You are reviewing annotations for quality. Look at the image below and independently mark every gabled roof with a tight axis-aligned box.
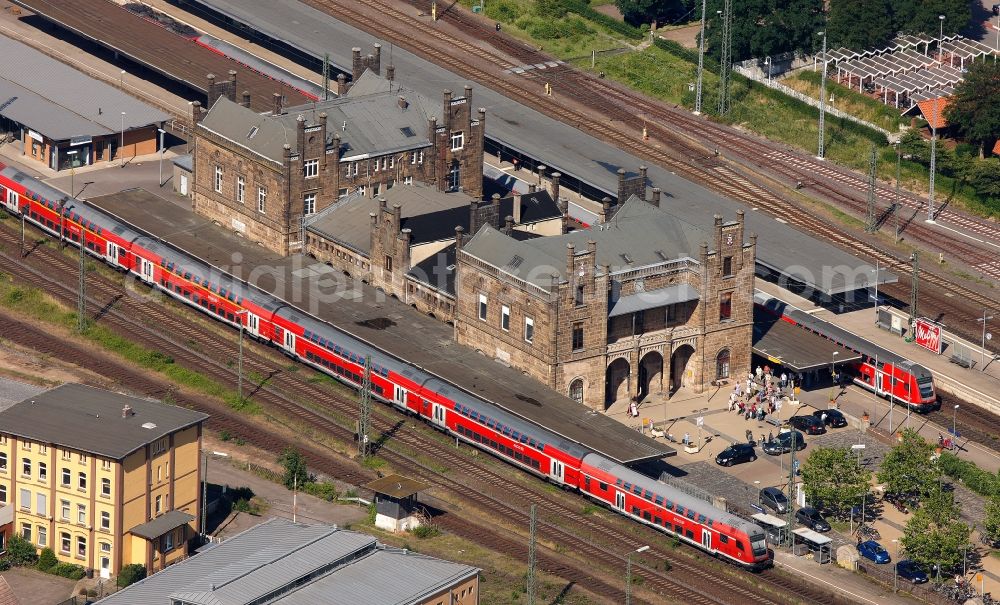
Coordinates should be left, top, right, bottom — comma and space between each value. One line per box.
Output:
198, 73, 434, 164
129, 510, 196, 540
461, 196, 716, 290
915, 97, 950, 129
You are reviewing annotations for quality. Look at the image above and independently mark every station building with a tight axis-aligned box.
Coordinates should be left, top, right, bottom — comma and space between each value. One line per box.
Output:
192, 59, 486, 256
0, 383, 207, 578
96, 518, 480, 605
455, 193, 756, 410
0, 36, 168, 172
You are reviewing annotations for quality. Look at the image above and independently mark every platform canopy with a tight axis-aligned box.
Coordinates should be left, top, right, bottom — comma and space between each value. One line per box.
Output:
752, 315, 860, 371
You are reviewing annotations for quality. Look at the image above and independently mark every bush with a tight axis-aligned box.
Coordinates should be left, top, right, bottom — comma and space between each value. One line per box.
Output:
485, 0, 521, 23
410, 524, 441, 539
4, 535, 38, 567
36, 548, 58, 572
117, 563, 147, 588
302, 481, 338, 502
938, 452, 1000, 496
50, 563, 86, 580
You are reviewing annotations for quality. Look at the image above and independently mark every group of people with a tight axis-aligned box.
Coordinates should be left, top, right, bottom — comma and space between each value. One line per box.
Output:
726, 365, 797, 445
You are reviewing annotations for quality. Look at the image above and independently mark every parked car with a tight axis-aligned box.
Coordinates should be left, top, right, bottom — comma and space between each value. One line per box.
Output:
789, 415, 826, 435
857, 540, 891, 564
762, 430, 807, 455
896, 560, 929, 584
795, 507, 831, 532
759, 486, 789, 514
812, 408, 848, 428
715, 443, 757, 466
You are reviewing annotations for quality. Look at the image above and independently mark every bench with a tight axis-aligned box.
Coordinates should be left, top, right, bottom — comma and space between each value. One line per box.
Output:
949, 354, 973, 369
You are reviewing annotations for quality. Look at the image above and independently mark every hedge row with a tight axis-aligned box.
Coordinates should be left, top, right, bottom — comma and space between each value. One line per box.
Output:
938, 452, 1000, 497
562, 0, 644, 40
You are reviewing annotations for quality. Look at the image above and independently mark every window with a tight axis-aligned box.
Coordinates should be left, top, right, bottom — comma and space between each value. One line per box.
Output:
62, 450, 71, 461
447, 163, 460, 191
19, 488, 30, 510
62, 468, 70, 486
404, 176, 413, 186
165, 531, 174, 552
501, 305, 510, 331
382, 157, 388, 170
417, 150, 424, 164
236, 175, 245, 204
79, 453, 86, 464
22, 458, 31, 478
37, 525, 46, 547
61, 532, 70, 554
569, 379, 584, 405
384, 255, 393, 272
214, 166, 222, 193
450, 131, 464, 150
722, 256, 733, 277
100, 542, 110, 553
101, 478, 111, 498
357, 184, 366, 197
38, 462, 47, 481
38, 445, 47, 455
78, 472, 87, 491
257, 186, 267, 213
157, 465, 162, 482
666, 303, 678, 324
0, 484, 6, 503
524, 317, 534, 343
572, 323, 584, 351
100, 511, 110, 531
304, 192, 316, 215
155, 494, 162, 515
21, 523, 30, 542
61, 500, 70, 520
77, 536, 86, 558
22, 441, 31, 451
719, 292, 732, 321
0, 451, 6, 471
410, 151, 417, 165
304, 159, 318, 178
478, 294, 487, 321
77, 503, 86, 525
373, 158, 379, 172
36, 492, 46, 515
716, 349, 731, 380
575, 284, 584, 306
102, 459, 111, 471
635, 310, 646, 333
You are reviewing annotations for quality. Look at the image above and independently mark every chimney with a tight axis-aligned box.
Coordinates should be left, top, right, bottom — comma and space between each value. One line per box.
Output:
386, 64, 395, 82
206, 73, 218, 107
464, 85, 473, 114
379, 196, 387, 215
336, 73, 348, 96
191, 100, 204, 123
651, 187, 661, 207
122, 404, 133, 418
428, 116, 438, 145
566, 242, 575, 279
491, 192, 501, 227
550, 172, 561, 205
372, 43, 382, 74
537, 164, 546, 186
560, 197, 569, 234
601, 197, 612, 223
351, 47, 363, 81
587, 241, 597, 283
241, 90, 251, 108
332, 132, 341, 164
639, 164, 648, 187
513, 190, 523, 224
401, 227, 412, 247
454, 225, 465, 250
319, 112, 328, 168
477, 107, 486, 131
469, 199, 479, 235
442, 90, 453, 129
616, 168, 626, 203
296, 114, 306, 151
398, 96, 408, 111
272, 92, 283, 116
528, 183, 537, 193
392, 203, 402, 231
737, 209, 745, 226
227, 69, 238, 102
504, 215, 514, 234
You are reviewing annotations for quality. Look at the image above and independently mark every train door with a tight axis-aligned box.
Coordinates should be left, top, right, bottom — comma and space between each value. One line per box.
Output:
550, 460, 565, 483
106, 243, 122, 266
615, 491, 626, 512
701, 529, 712, 551
431, 403, 446, 427
393, 385, 406, 407
4, 188, 17, 213
875, 364, 884, 395
283, 330, 296, 355
245, 313, 260, 338
138, 258, 154, 284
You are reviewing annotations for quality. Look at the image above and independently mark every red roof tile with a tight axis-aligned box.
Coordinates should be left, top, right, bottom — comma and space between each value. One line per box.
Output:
917, 97, 951, 130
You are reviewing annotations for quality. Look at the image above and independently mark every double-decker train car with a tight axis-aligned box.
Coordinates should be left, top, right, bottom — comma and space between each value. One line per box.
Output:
0, 160, 772, 570
754, 292, 938, 411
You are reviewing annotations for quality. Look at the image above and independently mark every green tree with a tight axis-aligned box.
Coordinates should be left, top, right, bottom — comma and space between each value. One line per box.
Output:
897, 0, 970, 38
901, 487, 971, 578
945, 61, 1000, 157
3, 535, 38, 567
705, 0, 825, 64
36, 548, 58, 572
117, 563, 147, 588
278, 447, 308, 490
985, 496, 1000, 546
876, 428, 938, 503
967, 158, 1000, 200
799, 447, 868, 518
616, 0, 689, 26
827, 0, 894, 50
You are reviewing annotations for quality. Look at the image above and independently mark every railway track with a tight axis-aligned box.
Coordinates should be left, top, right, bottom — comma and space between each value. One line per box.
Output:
0, 218, 856, 604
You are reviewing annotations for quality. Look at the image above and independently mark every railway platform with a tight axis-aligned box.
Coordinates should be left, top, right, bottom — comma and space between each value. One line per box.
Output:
79, 186, 674, 465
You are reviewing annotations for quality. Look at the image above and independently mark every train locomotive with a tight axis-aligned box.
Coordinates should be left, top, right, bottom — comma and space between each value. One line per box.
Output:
0, 161, 772, 570
754, 292, 938, 411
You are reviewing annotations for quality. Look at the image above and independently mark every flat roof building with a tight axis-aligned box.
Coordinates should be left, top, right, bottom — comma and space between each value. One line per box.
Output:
0, 36, 169, 171
0, 383, 208, 578
97, 518, 480, 605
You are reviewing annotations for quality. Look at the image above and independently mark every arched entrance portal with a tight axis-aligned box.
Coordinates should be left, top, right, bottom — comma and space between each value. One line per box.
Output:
605, 357, 631, 408
670, 344, 695, 394
637, 351, 664, 400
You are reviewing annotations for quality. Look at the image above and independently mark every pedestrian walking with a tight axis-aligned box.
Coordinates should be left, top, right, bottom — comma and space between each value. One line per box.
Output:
755, 366, 763, 380
768, 431, 774, 443
780, 372, 787, 389
745, 429, 753, 443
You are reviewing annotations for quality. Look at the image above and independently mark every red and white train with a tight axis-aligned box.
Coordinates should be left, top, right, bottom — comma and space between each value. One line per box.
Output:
0, 162, 772, 570
755, 292, 938, 411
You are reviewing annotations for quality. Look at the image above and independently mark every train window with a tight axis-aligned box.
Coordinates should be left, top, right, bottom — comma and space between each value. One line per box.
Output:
675, 506, 684, 516
655, 516, 662, 525
521, 435, 529, 444
616, 479, 622, 487
599, 482, 608, 491
685, 530, 694, 540
686, 510, 696, 520
736, 541, 745, 551
642, 511, 651, 521
514, 452, 523, 462
655, 496, 663, 505
631, 506, 639, 516
632, 486, 642, 496
623, 482, 631, 491
707, 519, 714, 527
698, 514, 706, 523
511, 430, 519, 440
720, 534, 729, 544
644, 490, 653, 500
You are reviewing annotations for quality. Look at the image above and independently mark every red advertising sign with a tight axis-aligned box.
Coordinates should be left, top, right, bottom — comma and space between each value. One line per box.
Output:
914, 318, 942, 354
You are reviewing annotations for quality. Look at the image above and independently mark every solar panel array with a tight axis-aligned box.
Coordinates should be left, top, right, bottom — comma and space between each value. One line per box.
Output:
816, 34, 997, 108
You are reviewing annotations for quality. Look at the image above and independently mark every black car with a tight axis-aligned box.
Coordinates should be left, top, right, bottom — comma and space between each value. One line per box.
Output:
759, 486, 789, 514
795, 506, 831, 532
762, 430, 807, 455
789, 415, 826, 435
896, 560, 929, 584
715, 443, 757, 466
812, 408, 848, 428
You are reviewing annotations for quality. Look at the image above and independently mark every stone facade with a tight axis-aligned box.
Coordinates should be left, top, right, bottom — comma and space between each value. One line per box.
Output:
454, 197, 755, 411
192, 64, 485, 256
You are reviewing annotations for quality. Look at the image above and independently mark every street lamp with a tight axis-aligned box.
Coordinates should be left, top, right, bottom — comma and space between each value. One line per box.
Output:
157, 128, 166, 187
977, 311, 993, 371
65, 149, 79, 197
625, 545, 649, 605
953, 404, 959, 440
938, 15, 946, 63
694, 0, 707, 114
892, 539, 899, 591
119, 69, 125, 88
928, 95, 939, 222
817, 30, 828, 160
120, 112, 126, 168
236, 309, 248, 405
764, 56, 772, 85
828, 351, 839, 405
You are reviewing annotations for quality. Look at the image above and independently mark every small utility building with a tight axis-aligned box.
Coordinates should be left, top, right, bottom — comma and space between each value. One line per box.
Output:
0, 37, 168, 171
365, 474, 428, 533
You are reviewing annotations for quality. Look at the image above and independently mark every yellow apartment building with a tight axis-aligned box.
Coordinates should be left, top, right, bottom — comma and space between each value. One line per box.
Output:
0, 383, 207, 578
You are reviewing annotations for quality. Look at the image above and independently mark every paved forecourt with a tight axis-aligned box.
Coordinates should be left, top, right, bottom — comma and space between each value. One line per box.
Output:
86, 188, 673, 465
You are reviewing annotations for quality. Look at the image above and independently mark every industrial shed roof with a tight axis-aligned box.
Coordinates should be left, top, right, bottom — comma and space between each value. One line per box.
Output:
0, 36, 168, 140
97, 518, 478, 605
